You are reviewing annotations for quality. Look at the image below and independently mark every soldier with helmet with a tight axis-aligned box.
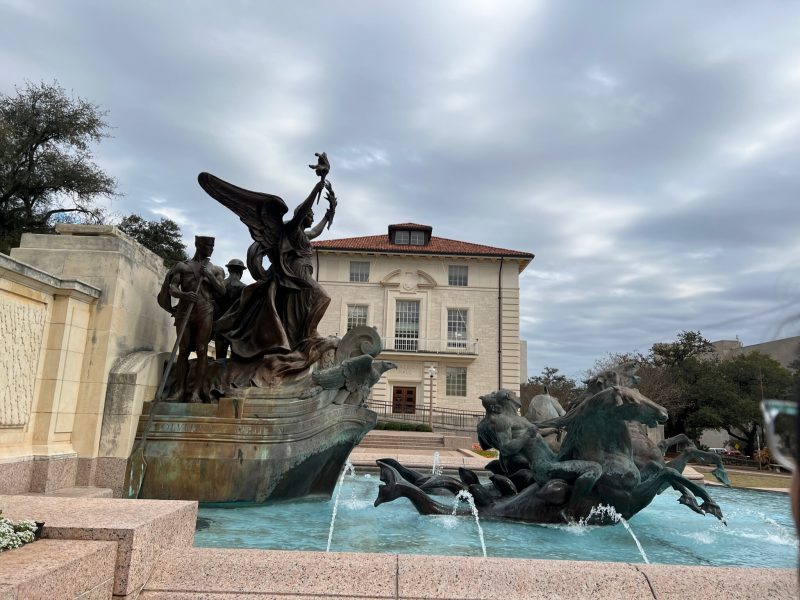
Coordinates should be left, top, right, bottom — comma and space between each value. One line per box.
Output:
214, 258, 247, 359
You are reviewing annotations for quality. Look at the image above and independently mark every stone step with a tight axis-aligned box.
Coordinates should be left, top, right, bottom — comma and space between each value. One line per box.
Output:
681, 466, 706, 485
358, 431, 449, 449
0, 539, 116, 600
360, 435, 444, 442
363, 431, 445, 440
358, 439, 445, 447
21, 486, 114, 498
0, 493, 197, 597
359, 444, 445, 451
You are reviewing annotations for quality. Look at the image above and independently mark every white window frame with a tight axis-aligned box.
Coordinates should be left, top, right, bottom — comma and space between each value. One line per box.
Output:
349, 261, 370, 282
409, 230, 425, 245
446, 366, 467, 396
394, 230, 410, 245
448, 265, 468, 286
347, 304, 368, 331
447, 308, 468, 349
394, 299, 420, 351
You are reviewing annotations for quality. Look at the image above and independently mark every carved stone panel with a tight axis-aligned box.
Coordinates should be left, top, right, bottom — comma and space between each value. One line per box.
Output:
0, 292, 46, 427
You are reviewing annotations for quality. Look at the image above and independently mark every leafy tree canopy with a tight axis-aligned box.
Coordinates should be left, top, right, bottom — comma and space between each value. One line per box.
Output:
117, 214, 188, 268
0, 81, 118, 253
587, 350, 690, 418
556, 329, 796, 456
651, 330, 714, 368
685, 351, 793, 453
520, 367, 580, 414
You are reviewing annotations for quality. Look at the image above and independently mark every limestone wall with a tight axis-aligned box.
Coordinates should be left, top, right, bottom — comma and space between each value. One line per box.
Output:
0, 253, 101, 492
0, 225, 174, 494
0, 291, 46, 427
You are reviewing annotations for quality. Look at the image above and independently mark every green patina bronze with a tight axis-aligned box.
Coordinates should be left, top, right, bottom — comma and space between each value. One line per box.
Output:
375, 365, 730, 525
125, 154, 394, 504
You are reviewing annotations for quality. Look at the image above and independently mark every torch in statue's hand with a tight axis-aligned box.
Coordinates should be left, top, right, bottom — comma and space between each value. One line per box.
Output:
309, 152, 330, 204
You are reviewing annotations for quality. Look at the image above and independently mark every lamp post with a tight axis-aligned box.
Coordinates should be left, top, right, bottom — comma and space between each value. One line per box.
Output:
426, 366, 436, 432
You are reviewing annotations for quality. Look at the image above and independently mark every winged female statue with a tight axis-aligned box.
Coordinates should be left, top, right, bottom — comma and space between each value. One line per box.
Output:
197, 153, 337, 367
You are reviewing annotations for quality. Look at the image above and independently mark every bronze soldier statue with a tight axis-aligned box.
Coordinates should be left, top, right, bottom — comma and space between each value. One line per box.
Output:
214, 258, 247, 359
158, 235, 225, 402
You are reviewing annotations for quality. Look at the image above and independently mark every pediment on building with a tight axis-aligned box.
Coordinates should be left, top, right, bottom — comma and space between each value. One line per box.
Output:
380, 268, 437, 292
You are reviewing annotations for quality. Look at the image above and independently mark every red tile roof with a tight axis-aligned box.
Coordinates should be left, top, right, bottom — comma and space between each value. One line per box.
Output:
388, 222, 431, 229
312, 231, 534, 260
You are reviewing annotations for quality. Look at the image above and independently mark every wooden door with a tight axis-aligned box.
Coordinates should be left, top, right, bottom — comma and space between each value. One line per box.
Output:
392, 386, 416, 414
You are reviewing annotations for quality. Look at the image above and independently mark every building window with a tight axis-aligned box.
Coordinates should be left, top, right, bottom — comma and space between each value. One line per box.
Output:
448, 265, 468, 286
347, 305, 368, 331
394, 229, 425, 245
446, 367, 467, 396
394, 300, 419, 351
447, 309, 467, 348
349, 261, 370, 282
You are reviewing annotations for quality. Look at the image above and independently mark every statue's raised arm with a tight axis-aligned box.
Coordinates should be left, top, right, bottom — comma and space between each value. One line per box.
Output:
196, 154, 334, 362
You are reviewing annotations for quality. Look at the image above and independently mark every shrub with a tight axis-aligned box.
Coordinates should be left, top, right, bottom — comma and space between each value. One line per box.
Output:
0, 511, 38, 552
374, 421, 432, 432
753, 447, 774, 467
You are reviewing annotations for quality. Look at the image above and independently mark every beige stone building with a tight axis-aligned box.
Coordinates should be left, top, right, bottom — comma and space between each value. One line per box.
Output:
312, 223, 534, 413
712, 336, 800, 370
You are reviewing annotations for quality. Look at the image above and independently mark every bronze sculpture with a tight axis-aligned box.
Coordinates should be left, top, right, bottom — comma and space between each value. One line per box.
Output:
197, 154, 337, 380
127, 154, 394, 503
213, 259, 247, 359
375, 375, 728, 525
157, 235, 225, 403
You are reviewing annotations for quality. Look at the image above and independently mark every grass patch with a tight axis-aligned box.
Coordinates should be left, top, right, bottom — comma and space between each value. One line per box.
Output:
704, 471, 791, 489
470, 444, 498, 458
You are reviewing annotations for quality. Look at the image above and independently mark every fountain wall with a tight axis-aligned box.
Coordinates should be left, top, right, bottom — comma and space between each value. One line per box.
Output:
0, 225, 174, 495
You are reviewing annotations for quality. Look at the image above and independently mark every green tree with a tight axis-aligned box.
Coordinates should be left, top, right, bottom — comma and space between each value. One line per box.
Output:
686, 352, 793, 455
649, 331, 715, 437
651, 330, 714, 368
520, 367, 580, 415
0, 81, 117, 253
789, 342, 800, 400
586, 351, 689, 419
117, 214, 188, 268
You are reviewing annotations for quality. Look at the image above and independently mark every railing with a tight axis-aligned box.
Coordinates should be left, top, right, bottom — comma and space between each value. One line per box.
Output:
381, 337, 478, 355
366, 399, 484, 431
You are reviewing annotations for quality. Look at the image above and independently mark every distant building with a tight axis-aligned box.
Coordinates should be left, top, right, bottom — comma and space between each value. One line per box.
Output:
312, 223, 534, 412
711, 336, 800, 370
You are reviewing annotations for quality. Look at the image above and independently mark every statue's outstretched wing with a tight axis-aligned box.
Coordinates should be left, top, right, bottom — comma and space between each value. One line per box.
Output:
312, 362, 347, 390
342, 354, 374, 392
198, 172, 288, 250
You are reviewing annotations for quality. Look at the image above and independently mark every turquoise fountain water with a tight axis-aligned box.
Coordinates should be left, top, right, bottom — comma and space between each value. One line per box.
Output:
325, 459, 355, 552
451, 489, 487, 558
195, 474, 797, 568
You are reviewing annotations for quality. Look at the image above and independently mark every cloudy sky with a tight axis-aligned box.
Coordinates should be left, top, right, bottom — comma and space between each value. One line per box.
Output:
2, 1, 799, 379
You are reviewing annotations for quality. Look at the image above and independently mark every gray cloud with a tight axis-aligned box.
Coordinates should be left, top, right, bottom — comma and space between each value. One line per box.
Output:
2, 0, 799, 379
